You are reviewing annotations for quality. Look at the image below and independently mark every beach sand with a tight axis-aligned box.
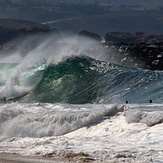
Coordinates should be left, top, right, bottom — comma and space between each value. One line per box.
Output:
0, 153, 67, 163
0, 152, 97, 163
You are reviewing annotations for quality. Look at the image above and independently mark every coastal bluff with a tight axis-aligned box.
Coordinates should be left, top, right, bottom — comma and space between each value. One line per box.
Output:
0, 19, 58, 44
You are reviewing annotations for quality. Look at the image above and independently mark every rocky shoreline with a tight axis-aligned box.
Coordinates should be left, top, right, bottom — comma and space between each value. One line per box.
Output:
105, 41, 163, 70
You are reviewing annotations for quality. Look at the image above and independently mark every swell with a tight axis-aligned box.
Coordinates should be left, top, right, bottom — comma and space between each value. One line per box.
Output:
1, 56, 163, 104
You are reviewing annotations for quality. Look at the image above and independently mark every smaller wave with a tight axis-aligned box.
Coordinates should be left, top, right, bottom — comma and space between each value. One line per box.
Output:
0, 103, 123, 139
1, 103, 163, 140
125, 105, 163, 126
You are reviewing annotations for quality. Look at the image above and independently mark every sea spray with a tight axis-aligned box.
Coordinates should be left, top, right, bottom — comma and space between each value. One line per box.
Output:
0, 34, 111, 101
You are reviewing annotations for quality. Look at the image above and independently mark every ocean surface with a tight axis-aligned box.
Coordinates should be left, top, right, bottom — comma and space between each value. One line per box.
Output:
0, 35, 163, 162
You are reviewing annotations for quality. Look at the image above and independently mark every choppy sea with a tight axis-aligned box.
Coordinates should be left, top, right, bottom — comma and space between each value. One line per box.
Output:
0, 35, 163, 162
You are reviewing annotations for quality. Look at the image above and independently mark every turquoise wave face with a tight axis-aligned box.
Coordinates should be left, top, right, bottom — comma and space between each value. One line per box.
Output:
1, 56, 163, 104
20, 56, 103, 103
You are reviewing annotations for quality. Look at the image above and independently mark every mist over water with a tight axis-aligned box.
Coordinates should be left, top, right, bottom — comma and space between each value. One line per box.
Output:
0, 33, 132, 66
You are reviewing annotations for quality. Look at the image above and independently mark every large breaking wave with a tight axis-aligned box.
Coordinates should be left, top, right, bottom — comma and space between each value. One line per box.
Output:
0, 55, 163, 103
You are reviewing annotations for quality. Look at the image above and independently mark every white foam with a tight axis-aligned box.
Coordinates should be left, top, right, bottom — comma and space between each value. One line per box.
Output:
0, 103, 163, 162
0, 103, 120, 139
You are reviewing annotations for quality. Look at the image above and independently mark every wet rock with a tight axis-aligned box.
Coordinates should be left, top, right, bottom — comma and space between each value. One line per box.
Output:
104, 33, 163, 70
78, 30, 102, 41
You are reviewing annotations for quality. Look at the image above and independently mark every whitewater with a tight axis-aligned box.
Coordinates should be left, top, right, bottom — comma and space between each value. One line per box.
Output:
0, 34, 163, 162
